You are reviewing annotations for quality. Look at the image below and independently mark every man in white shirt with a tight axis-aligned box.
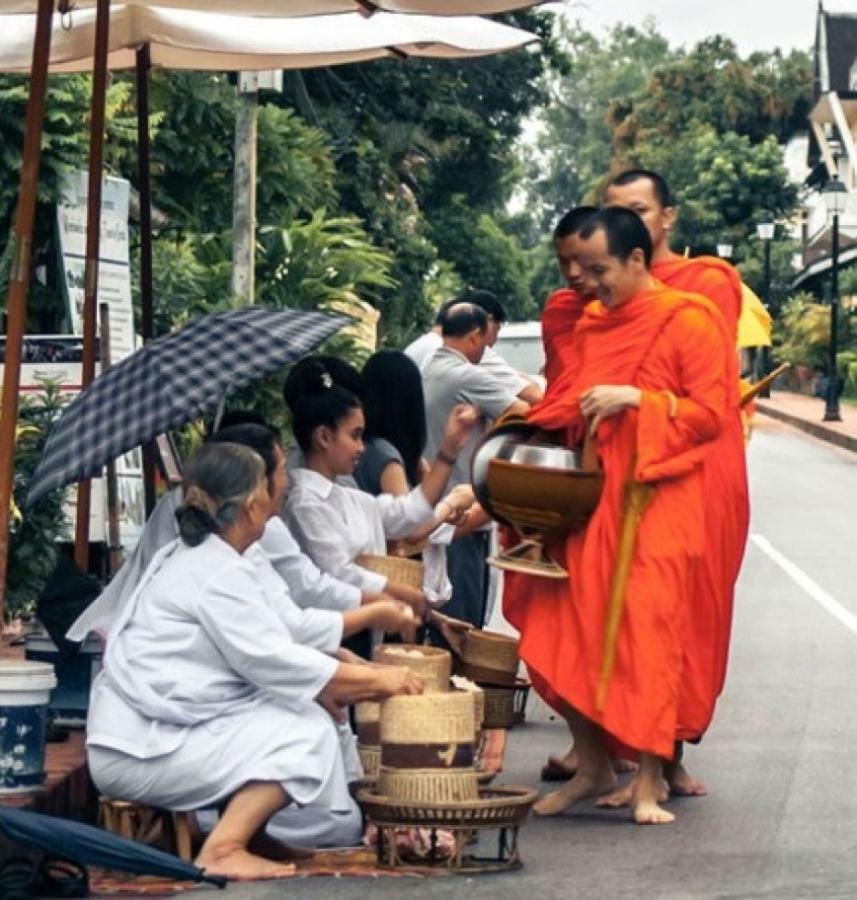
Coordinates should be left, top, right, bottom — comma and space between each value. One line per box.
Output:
405, 290, 543, 405
422, 304, 530, 632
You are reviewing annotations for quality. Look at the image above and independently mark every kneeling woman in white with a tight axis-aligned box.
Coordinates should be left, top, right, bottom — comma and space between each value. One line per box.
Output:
87, 442, 421, 881
284, 358, 476, 608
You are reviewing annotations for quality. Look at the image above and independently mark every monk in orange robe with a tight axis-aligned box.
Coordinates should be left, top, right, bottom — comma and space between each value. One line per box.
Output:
542, 205, 598, 386
603, 170, 750, 797
507, 208, 733, 824
506, 205, 606, 782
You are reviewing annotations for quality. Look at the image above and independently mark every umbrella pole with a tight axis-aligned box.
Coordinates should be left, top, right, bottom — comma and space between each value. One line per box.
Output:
135, 43, 157, 517
74, 0, 111, 572
99, 304, 123, 577
0, 0, 56, 622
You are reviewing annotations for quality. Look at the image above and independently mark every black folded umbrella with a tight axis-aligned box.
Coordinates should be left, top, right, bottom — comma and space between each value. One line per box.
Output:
27, 306, 348, 505
0, 808, 226, 888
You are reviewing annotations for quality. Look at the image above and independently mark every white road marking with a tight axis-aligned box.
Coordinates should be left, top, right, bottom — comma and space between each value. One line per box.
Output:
750, 533, 857, 636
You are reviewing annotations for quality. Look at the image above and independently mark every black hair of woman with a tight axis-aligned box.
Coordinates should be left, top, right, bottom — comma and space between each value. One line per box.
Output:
286, 357, 362, 453
361, 350, 426, 488
283, 354, 364, 415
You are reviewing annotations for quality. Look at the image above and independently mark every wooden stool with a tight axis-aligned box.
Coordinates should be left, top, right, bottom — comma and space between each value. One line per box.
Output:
98, 796, 197, 862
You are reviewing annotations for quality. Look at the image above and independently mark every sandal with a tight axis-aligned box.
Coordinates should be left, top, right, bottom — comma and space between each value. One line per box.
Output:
36, 858, 88, 899
0, 857, 38, 900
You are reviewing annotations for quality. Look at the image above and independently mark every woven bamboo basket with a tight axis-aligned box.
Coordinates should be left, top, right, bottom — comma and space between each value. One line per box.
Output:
460, 630, 520, 686
378, 692, 478, 803
373, 644, 451, 693
356, 554, 424, 590
355, 701, 381, 779
481, 684, 517, 730
451, 675, 485, 744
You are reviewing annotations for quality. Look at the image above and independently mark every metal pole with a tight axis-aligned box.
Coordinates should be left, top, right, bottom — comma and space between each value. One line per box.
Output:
232, 83, 258, 306
759, 239, 773, 398
0, 0, 56, 621
135, 43, 157, 517
824, 211, 843, 422
74, 0, 111, 572
99, 304, 123, 577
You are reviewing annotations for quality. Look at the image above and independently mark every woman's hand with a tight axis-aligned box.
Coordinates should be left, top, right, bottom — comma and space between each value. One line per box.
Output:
579, 385, 641, 436
371, 600, 419, 642
386, 582, 427, 619
374, 665, 424, 698
445, 484, 475, 512
440, 404, 480, 458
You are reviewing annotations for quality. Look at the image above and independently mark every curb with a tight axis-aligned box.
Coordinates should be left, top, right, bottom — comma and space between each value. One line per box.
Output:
755, 400, 857, 454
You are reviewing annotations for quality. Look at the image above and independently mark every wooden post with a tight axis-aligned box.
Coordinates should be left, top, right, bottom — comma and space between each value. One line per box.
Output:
73, 0, 111, 572
0, 0, 56, 621
99, 304, 123, 577
231, 78, 258, 306
135, 43, 157, 517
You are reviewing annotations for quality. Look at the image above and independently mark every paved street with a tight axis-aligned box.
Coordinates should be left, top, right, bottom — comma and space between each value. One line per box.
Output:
201, 418, 857, 899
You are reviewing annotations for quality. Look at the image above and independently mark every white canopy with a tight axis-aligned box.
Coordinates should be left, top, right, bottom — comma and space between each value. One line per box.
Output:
0, 4, 539, 72
0, 1, 544, 15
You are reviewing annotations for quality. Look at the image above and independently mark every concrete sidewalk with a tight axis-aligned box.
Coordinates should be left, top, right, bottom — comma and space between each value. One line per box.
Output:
754, 391, 857, 453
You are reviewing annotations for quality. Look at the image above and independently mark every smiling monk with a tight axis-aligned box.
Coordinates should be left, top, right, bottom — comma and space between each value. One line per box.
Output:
510, 208, 733, 824
603, 171, 750, 798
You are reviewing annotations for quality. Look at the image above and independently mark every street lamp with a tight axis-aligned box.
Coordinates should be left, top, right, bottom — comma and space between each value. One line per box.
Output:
821, 174, 848, 422
717, 241, 734, 260
756, 219, 776, 396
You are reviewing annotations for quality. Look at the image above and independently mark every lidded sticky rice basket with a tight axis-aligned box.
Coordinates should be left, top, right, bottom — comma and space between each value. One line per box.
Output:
355, 701, 381, 779
373, 644, 452, 694
451, 675, 485, 744
378, 691, 478, 804
355, 554, 424, 591
460, 630, 520, 686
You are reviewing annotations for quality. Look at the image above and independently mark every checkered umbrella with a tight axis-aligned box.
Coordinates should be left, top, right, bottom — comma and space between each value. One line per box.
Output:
26, 306, 347, 505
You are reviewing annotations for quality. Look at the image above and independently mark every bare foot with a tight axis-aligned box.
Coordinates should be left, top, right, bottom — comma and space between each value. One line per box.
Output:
595, 776, 668, 809
631, 776, 675, 825
533, 765, 617, 816
668, 761, 708, 797
195, 842, 297, 881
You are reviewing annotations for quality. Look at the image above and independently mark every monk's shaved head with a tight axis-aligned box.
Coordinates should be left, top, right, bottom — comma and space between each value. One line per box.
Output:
606, 169, 672, 209
553, 205, 598, 240
579, 207, 653, 267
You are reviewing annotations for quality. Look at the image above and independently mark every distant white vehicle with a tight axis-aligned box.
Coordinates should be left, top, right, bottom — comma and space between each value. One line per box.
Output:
493, 321, 544, 378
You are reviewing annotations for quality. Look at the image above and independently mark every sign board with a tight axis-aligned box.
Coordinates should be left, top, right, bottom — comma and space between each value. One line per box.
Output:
56, 171, 136, 364
54, 174, 145, 553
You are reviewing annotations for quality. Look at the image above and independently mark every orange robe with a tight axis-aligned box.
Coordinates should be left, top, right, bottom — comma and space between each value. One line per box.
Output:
500, 289, 587, 685
653, 256, 749, 738
541, 288, 586, 386
504, 285, 732, 758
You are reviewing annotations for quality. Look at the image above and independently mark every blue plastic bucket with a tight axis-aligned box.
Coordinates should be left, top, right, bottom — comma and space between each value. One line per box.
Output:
0, 660, 57, 794
25, 631, 103, 726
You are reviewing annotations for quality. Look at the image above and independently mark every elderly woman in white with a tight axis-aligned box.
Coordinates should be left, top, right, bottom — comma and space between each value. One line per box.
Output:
87, 442, 421, 881
284, 358, 476, 609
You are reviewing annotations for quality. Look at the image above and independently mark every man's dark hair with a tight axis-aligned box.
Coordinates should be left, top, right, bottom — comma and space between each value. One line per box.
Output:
607, 169, 672, 209
457, 289, 506, 325
441, 302, 488, 338
579, 207, 653, 267
209, 423, 282, 481
553, 205, 598, 240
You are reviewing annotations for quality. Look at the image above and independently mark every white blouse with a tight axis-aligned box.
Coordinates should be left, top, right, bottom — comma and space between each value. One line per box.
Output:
284, 468, 434, 593
87, 535, 339, 761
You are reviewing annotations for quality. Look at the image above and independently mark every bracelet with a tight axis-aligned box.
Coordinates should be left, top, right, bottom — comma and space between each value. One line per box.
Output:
437, 448, 457, 466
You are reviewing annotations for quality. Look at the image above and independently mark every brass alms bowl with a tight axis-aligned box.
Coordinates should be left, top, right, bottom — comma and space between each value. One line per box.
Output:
471, 419, 604, 578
